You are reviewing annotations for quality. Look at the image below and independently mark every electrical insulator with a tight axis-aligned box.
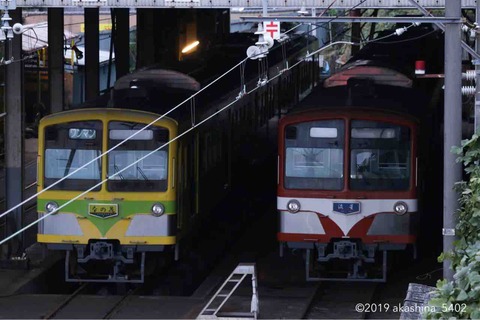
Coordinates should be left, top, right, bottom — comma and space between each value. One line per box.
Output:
461, 86, 476, 96
462, 70, 476, 82
394, 27, 407, 36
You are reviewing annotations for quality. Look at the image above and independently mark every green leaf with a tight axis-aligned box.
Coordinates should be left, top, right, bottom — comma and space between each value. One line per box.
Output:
471, 309, 480, 319
452, 146, 463, 155
457, 290, 468, 301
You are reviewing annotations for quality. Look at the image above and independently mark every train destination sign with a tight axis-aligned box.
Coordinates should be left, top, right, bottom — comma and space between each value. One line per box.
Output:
333, 202, 361, 215
89, 204, 119, 219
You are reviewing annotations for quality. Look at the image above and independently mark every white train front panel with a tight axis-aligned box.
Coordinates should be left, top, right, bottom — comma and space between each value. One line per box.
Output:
277, 196, 418, 244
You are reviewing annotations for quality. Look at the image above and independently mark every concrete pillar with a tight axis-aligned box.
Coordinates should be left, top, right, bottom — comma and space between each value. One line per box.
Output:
350, 9, 361, 55
84, 8, 99, 101
136, 9, 155, 69
48, 8, 64, 113
113, 8, 130, 79
443, 0, 462, 281
5, 8, 24, 255
196, 9, 230, 46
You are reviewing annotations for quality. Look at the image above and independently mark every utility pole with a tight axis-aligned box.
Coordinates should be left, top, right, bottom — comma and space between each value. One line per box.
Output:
475, 0, 480, 130
4, 7, 23, 257
443, 0, 462, 281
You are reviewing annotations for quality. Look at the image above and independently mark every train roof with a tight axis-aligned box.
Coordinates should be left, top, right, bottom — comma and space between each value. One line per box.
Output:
114, 69, 201, 92
284, 105, 417, 121
323, 60, 413, 88
313, 22, 442, 121
286, 83, 423, 122
40, 108, 178, 126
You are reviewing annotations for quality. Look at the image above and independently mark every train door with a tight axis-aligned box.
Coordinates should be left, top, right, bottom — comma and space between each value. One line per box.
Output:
194, 132, 200, 215
225, 110, 232, 190
176, 144, 186, 232
187, 137, 197, 219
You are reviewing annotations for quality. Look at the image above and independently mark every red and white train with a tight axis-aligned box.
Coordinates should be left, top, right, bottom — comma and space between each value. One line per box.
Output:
277, 104, 418, 281
275, 21, 446, 281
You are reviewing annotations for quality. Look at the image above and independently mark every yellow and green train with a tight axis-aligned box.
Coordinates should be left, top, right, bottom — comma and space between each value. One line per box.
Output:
38, 109, 178, 282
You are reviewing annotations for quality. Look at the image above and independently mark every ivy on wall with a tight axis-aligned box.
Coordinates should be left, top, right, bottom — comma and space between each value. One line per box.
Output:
426, 135, 480, 319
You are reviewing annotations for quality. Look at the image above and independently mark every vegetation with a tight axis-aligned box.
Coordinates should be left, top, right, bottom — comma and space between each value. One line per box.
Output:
426, 135, 480, 319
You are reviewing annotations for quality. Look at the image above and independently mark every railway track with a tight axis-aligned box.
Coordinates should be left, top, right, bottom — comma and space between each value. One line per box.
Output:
43, 283, 143, 319
43, 283, 89, 319
299, 253, 434, 320
302, 282, 379, 319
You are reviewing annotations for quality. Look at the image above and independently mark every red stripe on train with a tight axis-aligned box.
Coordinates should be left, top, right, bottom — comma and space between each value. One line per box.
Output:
277, 233, 416, 244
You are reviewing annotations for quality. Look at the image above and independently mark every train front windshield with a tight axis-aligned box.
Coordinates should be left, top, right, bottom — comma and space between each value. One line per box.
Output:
349, 120, 410, 191
107, 121, 169, 192
283, 119, 411, 191
284, 120, 345, 190
44, 121, 102, 191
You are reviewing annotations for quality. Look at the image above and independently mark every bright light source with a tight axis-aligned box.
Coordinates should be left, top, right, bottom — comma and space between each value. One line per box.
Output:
181, 40, 200, 54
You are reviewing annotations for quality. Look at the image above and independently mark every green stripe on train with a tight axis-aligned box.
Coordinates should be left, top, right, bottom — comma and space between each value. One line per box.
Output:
38, 199, 176, 236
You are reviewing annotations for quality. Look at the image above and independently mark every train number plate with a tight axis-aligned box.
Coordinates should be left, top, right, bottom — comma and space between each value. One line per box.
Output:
333, 202, 361, 215
88, 204, 119, 219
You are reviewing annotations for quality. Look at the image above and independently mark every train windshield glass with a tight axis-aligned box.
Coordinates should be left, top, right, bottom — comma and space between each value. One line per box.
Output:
284, 120, 344, 190
350, 120, 411, 191
107, 122, 169, 192
44, 121, 102, 191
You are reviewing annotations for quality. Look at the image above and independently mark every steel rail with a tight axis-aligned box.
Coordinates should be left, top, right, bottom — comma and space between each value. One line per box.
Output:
103, 286, 143, 319
43, 283, 89, 319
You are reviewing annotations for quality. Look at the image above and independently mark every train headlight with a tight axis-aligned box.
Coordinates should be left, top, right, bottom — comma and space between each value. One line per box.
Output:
151, 203, 165, 217
287, 200, 301, 213
393, 201, 408, 215
45, 201, 59, 214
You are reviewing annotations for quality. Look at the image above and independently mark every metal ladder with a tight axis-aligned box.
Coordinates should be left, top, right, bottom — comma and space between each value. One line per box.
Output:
197, 263, 259, 319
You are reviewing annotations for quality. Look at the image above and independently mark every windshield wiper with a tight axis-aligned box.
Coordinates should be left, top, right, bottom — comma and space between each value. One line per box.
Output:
114, 165, 125, 180
64, 149, 76, 177
137, 167, 149, 181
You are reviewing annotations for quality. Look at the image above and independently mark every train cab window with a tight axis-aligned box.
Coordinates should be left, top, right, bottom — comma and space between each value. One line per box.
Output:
107, 121, 169, 192
349, 120, 411, 191
44, 121, 102, 191
284, 120, 344, 190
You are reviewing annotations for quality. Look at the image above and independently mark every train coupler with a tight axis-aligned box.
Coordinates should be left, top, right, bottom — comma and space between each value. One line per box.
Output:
306, 242, 387, 282
65, 248, 145, 283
